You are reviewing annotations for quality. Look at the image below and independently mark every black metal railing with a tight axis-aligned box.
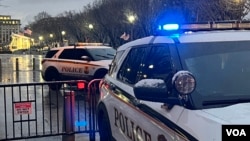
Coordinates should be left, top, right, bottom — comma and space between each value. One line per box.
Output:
0, 80, 101, 141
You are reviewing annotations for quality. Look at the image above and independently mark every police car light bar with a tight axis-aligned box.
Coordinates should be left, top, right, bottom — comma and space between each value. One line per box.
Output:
180, 21, 250, 31
75, 42, 104, 46
159, 21, 250, 32
161, 24, 179, 30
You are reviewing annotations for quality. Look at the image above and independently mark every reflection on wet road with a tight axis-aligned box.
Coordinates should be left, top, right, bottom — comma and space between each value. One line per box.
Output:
0, 54, 44, 84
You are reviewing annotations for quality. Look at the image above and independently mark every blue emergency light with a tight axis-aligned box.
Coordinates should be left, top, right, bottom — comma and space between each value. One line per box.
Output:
156, 23, 181, 36
161, 24, 179, 31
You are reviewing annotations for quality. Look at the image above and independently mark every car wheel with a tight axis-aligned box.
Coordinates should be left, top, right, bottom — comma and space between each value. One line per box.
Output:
97, 104, 112, 141
45, 69, 62, 91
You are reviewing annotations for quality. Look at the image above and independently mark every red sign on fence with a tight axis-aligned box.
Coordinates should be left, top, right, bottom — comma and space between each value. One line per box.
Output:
14, 102, 32, 115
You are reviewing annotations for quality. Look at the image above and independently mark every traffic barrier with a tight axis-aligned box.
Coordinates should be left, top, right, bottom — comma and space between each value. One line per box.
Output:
87, 79, 102, 141
0, 58, 1, 67
0, 80, 100, 141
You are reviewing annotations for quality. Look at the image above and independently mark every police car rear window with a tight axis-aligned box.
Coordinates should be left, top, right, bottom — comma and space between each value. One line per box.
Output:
45, 50, 58, 58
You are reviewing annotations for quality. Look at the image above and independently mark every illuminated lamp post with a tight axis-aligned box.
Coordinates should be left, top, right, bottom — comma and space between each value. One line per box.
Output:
49, 33, 53, 48
61, 31, 66, 40
88, 24, 93, 30
38, 36, 43, 52
61, 31, 66, 46
49, 33, 53, 38
128, 15, 135, 40
38, 36, 43, 45
87, 24, 94, 42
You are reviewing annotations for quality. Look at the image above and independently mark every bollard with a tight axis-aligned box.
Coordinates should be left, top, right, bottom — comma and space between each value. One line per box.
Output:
0, 59, 2, 79
33, 58, 35, 71
0, 59, 2, 73
62, 90, 75, 141
16, 58, 19, 71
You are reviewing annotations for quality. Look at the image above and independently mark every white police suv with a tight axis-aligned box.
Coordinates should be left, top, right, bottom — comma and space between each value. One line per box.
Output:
97, 21, 250, 141
41, 43, 116, 90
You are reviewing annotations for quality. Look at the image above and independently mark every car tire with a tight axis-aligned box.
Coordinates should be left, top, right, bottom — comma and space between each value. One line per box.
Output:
45, 68, 62, 91
97, 104, 112, 141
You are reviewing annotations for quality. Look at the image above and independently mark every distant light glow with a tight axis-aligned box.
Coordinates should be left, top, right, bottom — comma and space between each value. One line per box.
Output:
148, 65, 154, 69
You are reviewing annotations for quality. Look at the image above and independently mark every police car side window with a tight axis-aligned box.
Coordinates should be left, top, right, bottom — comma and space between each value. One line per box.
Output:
108, 51, 124, 75
74, 49, 91, 60
58, 49, 90, 60
58, 49, 76, 59
143, 45, 172, 80
45, 50, 58, 58
118, 46, 150, 84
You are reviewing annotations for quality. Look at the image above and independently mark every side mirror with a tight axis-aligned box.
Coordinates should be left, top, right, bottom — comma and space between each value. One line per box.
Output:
133, 79, 171, 103
133, 71, 196, 104
81, 56, 91, 62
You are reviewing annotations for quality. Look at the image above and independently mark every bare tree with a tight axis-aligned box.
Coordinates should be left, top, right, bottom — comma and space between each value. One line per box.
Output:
27, 0, 250, 47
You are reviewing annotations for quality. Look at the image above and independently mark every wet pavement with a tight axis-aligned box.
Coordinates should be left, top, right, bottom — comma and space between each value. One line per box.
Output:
0, 54, 44, 84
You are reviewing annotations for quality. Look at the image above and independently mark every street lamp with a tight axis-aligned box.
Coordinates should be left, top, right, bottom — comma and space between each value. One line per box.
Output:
61, 31, 66, 46
49, 33, 53, 38
38, 36, 44, 51
87, 24, 94, 42
61, 31, 66, 36
88, 24, 93, 29
127, 15, 136, 40
49, 34, 53, 48
39, 36, 43, 45
128, 15, 135, 24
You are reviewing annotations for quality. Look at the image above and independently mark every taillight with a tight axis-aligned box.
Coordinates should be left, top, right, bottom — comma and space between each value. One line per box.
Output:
77, 81, 85, 89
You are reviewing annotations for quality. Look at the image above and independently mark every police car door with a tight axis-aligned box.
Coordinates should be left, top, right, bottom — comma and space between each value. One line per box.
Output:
59, 48, 80, 78
73, 48, 92, 79
107, 45, 190, 141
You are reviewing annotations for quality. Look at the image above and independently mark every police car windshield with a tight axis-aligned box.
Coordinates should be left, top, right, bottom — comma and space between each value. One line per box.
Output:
86, 47, 116, 61
178, 41, 250, 108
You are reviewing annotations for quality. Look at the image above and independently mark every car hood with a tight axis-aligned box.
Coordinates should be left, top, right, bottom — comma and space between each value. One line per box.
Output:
202, 103, 250, 124
177, 103, 250, 141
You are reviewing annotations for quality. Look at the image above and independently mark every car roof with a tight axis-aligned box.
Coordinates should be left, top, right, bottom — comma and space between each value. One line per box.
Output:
117, 30, 250, 51
50, 45, 113, 51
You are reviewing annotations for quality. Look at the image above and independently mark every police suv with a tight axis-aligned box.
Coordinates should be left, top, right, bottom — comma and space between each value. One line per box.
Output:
97, 21, 250, 141
41, 43, 116, 90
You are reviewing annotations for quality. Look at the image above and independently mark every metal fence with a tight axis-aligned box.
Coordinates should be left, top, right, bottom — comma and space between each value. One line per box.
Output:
0, 79, 101, 141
